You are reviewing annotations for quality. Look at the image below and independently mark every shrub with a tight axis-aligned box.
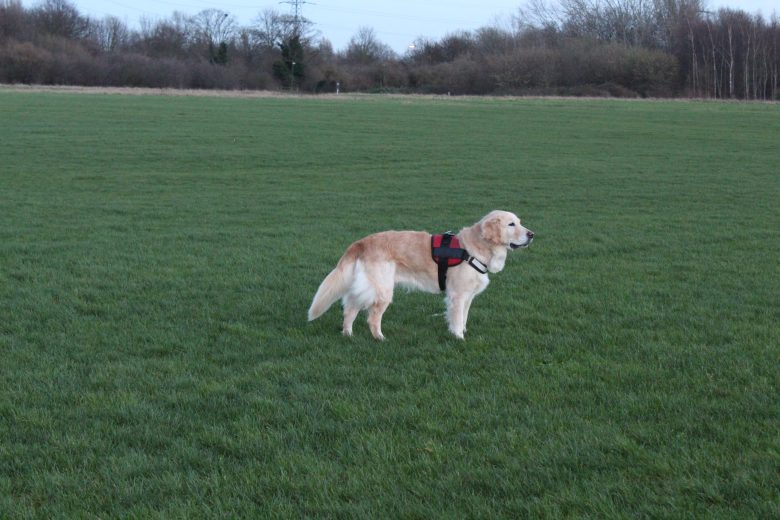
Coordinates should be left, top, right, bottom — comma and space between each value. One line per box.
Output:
0, 40, 52, 83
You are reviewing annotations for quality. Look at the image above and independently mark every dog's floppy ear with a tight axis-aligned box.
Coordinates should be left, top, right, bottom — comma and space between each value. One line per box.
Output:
480, 215, 503, 245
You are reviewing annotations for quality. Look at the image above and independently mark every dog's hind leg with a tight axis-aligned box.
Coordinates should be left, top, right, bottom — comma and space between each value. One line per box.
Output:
365, 262, 394, 340
342, 302, 360, 337
367, 299, 391, 340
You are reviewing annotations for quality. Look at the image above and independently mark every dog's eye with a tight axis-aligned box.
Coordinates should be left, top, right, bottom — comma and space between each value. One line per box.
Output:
508, 222, 516, 227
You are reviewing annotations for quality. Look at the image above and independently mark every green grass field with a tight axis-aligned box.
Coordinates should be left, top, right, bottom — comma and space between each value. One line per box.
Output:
1, 89, 779, 518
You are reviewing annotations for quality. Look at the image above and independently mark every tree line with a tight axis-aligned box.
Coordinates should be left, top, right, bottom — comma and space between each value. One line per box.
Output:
1, 0, 778, 99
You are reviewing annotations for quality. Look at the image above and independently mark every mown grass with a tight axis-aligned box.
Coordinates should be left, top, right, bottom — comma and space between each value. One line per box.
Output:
1, 90, 779, 518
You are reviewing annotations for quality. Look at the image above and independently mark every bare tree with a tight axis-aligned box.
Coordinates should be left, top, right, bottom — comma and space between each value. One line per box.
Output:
189, 9, 237, 48
727, 18, 735, 97
772, 15, 779, 99
516, 0, 565, 31
1, 0, 33, 41
345, 26, 395, 64
252, 9, 287, 49
476, 27, 514, 55
136, 13, 190, 59
32, 0, 88, 39
743, 15, 752, 98
705, 16, 719, 97
89, 16, 128, 53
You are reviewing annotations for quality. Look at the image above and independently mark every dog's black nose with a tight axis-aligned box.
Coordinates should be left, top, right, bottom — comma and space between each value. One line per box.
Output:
527, 231, 534, 239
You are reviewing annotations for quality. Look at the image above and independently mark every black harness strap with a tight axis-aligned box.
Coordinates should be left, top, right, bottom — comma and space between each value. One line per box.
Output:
435, 233, 455, 291
432, 232, 486, 291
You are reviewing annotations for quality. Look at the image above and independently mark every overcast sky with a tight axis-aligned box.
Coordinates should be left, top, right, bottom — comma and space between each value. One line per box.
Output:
22, 0, 780, 54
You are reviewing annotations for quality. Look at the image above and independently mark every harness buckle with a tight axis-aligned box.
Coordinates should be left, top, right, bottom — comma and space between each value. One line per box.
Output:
468, 256, 488, 274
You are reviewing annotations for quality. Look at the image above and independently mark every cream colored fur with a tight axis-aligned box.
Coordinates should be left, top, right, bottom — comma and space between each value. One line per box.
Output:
308, 210, 534, 340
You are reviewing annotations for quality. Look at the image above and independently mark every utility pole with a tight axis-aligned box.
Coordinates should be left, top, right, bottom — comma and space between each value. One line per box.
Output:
279, 0, 313, 35
279, 0, 313, 91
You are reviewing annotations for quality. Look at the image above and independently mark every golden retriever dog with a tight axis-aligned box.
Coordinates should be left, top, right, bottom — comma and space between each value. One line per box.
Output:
308, 210, 534, 340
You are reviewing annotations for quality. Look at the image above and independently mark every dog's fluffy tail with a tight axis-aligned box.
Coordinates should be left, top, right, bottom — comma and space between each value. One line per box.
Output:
308, 244, 360, 321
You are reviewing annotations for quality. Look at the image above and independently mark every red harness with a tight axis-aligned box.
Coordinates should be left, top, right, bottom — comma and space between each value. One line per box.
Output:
431, 232, 488, 291
431, 233, 467, 267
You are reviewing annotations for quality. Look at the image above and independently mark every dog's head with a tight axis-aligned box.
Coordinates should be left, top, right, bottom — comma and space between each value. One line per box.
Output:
479, 210, 534, 250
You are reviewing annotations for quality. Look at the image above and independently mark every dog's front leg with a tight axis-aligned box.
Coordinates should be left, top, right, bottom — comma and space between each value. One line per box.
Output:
460, 293, 478, 335
446, 294, 467, 339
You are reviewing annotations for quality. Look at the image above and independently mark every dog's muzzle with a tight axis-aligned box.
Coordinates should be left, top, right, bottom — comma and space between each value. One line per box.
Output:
510, 231, 534, 249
